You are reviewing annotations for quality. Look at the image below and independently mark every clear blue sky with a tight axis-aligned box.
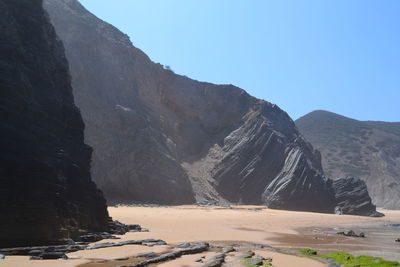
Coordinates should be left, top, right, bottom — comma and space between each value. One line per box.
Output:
79, 0, 400, 122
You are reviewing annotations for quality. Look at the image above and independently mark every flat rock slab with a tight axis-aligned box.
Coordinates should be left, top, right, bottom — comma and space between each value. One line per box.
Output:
233, 243, 272, 249
134, 252, 181, 266
90, 239, 167, 249
121, 242, 210, 267
222, 246, 235, 253
133, 252, 157, 258
236, 250, 255, 259
247, 255, 270, 266
179, 243, 210, 255
200, 253, 225, 267
118, 240, 143, 246
176, 242, 191, 248
0, 244, 88, 259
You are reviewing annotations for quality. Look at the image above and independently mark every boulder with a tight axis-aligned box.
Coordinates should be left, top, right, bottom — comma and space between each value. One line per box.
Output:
337, 230, 366, 238
40, 252, 67, 260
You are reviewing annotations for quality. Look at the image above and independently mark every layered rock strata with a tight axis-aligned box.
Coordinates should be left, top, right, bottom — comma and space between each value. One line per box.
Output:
0, 0, 110, 247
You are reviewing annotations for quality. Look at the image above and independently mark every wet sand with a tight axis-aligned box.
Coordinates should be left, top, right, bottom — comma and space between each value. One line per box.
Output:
1, 206, 399, 267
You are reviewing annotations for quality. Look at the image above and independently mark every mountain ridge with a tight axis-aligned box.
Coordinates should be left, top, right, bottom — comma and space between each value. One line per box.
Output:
44, 0, 380, 216
296, 110, 400, 209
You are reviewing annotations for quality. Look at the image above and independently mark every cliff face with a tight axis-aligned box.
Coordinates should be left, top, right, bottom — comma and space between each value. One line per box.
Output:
44, 0, 380, 216
0, 0, 109, 247
333, 177, 378, 216
296, 110, 400, 209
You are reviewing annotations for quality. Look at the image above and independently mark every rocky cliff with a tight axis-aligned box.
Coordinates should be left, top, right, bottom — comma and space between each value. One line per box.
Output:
44, 0, 380, 216
0, 0, 110, 247
296, 110, 400, 209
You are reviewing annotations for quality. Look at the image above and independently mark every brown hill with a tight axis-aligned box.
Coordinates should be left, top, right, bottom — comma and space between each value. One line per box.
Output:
296, 110, 400, 209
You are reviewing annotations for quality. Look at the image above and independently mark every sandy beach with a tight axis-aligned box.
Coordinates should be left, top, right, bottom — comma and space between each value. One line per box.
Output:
1, 205, 400, 267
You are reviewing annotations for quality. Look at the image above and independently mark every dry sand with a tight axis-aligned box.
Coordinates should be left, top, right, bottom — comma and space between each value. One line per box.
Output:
1, 205, 399, 267
107, 205, 398, 243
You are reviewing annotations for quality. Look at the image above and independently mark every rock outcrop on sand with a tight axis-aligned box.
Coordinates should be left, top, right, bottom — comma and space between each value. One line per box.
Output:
333, 177, 379, 216
0, 0, 110, 247
44, 0, 380, 216
296, 110, 400, 209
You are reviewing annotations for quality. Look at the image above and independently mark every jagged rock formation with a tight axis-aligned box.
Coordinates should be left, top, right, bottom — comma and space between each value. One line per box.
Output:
44, 0, 380, 216
296, 110, 400, 209
0, 0, 110, 247
333, 177, 378, 216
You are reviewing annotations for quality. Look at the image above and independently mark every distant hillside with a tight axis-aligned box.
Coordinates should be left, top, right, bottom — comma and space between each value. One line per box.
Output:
296, 110, 400, 209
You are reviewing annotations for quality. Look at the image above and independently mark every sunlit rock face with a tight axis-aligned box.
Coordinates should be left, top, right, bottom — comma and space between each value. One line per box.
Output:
44, 0, 380, 216
0, 0, 110, 247
333, 177, 382, 217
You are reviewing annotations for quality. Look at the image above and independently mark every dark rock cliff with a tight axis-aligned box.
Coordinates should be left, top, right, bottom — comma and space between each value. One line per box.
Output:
44, 0, 380, 216
333, 177, 380, 216
296, 110, 400, 209
0, 0, 110, 247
